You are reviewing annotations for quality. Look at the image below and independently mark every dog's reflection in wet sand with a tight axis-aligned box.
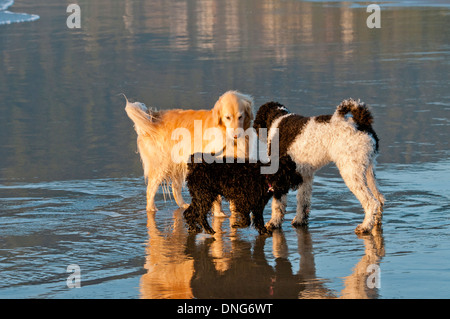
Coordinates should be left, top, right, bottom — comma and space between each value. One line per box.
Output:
140, 208, 384, 299
140, 209, 194, 299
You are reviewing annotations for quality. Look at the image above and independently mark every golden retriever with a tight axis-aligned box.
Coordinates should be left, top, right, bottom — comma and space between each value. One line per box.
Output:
125, 90, 254, 213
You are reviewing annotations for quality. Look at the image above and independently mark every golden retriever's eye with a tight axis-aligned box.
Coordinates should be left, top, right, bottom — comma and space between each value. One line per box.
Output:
238, 115, 243, 120
225, 116, 231, 120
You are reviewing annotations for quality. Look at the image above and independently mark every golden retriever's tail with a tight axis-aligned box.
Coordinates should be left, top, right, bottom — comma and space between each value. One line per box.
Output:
122, 94, 159, 137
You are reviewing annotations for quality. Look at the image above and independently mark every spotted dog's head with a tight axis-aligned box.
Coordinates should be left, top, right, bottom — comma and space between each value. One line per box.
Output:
253, 101, 290, 134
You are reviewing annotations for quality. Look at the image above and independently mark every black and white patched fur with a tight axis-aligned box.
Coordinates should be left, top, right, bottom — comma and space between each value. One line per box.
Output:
184, 153, 303, 235
253, 99, 385, 234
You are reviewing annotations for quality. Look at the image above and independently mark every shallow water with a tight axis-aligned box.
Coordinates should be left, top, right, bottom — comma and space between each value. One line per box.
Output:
0, 0, 449, 299
0, 0, 39, 25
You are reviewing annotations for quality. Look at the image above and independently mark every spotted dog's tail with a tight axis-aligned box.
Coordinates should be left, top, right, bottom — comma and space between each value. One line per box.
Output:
336, 98, 379, 152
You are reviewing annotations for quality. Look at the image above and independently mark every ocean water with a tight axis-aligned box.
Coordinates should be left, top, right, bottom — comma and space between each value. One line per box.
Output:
0, 0, 449, 299
0, 0, 39, 25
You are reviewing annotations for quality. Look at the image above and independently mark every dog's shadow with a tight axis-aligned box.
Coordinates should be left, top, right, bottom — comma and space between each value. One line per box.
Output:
140, 208, 385, 299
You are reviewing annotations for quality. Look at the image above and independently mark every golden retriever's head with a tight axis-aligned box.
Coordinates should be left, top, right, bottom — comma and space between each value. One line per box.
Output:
213, 90, 254, 139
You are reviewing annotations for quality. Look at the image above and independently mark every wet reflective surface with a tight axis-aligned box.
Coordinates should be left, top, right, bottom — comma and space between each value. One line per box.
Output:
0, 0, 449, 298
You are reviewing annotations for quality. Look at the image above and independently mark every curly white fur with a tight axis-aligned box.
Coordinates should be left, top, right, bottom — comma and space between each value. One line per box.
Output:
259, 99, 385, 234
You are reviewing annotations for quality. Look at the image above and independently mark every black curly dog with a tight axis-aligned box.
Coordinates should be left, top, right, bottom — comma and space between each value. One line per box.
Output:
184, 153, 303, 235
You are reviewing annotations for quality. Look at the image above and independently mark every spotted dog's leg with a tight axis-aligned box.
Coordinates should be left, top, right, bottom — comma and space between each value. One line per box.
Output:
265, 194, 287, 232
292, 173, 314, 227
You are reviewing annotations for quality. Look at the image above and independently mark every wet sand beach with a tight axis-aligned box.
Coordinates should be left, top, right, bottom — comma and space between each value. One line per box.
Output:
0, 0, 449, 298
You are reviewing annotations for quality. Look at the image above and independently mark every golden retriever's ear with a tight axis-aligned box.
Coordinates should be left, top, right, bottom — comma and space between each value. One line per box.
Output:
213, 97, 222, 126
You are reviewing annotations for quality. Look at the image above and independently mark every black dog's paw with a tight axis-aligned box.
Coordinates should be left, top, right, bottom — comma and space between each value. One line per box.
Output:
256, 225, 272, 236
200, 219, 216, 235
203, 226, 216, 235
186, 223, 202, 234
232, 215, 251, 228
185, 217, 202, 234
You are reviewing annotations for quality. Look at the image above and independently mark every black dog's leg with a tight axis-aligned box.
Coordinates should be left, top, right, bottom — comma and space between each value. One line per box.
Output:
232, 212, 251, 229
230, 200, 251, 229
253, 206, 271, 235
197, 194, 217, 235
183, 204, 202, 233
199, 215, 215, 235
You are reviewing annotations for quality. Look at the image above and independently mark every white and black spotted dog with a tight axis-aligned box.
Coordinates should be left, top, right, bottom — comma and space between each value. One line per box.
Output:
253, 99, 385, 234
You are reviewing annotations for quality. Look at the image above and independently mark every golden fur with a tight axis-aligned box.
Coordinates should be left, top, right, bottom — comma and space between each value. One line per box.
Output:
125, 90, 254, 212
